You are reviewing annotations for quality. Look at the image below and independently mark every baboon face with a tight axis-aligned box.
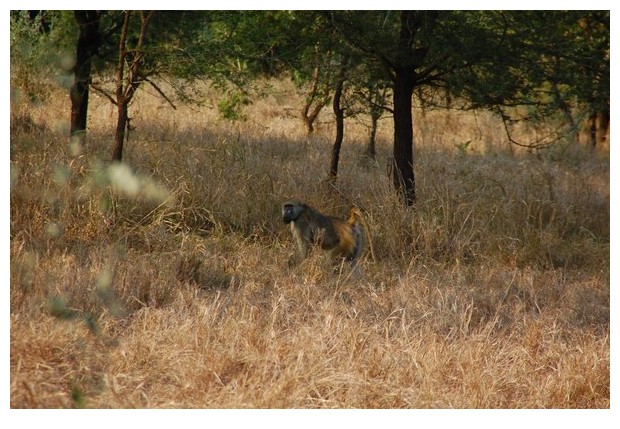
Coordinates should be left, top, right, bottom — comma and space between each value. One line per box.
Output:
282, 203, 299, 224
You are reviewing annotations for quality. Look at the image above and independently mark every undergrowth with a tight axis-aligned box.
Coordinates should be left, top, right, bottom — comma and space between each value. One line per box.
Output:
9, 79, 609, 409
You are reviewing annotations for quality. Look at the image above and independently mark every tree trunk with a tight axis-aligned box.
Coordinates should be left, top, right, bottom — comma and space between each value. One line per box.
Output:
598, 110, 610, 146
366, 110, 379, 159
329, 62, 347, 182
112, 103, 128, 162
70, 11, 102, 138
587, 110, 610, 148
587, 113, 597, 148
301, 107, 315, 134
301, 64, 325, 135
392, 66, 416, 206
388, 10, 420, 206
112, 11, 130, 162
365, 83, 387, 159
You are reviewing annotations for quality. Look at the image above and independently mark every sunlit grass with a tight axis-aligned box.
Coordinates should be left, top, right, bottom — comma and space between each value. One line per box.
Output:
9, 78, 609, 408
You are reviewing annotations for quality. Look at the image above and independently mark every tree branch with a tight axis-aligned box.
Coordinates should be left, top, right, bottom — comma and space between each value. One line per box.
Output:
115, 11, 131, 105
144, 76, 177, 110
495, 104, 576, 150
90, 83, 118, 106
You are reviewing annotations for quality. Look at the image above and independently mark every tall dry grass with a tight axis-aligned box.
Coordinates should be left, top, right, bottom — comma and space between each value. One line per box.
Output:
9, 78, 609, 409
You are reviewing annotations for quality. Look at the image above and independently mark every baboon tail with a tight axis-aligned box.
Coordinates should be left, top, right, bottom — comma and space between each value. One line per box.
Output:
347, 206, 374, 262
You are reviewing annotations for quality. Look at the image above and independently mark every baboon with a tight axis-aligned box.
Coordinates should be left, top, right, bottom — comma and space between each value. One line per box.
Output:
282, 200, 363, 263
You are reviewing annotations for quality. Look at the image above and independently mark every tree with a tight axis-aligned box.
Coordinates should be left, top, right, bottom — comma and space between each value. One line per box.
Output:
432, 11, 610, 152
329, 11, 441, 205
70, 11, 102, 138
285, 13, 337, 135
554, 11, 609, 147
357, 78, 391, 159
205, 11, 357, 180
328, 57, 348, 183
299, 49, 333, 135
112, 11, 153, 161
10, 11, 74, 102
88, 11, 211, 161
327, 11, 610, 205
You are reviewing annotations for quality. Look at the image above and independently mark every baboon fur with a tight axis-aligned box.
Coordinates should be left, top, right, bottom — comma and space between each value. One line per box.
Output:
282, 200, 362, 262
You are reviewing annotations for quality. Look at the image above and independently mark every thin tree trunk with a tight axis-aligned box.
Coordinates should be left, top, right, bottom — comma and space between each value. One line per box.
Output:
392, 66, 416, 206
598, 110, 610, 146
301, 107, 316, 134
301, 64, 324, 135
329, 61, 347, 182
588, 110, 610, 148
112, 11, 130, 162
70, 11, 101, 138
113, 104, 128, 161
366, 111, 379, 159
301, 48, 333, 135
365, 84, 388, 159
588, 113, 597, 148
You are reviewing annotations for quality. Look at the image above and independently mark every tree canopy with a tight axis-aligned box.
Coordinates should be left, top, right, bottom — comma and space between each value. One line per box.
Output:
10, 10, 610, 203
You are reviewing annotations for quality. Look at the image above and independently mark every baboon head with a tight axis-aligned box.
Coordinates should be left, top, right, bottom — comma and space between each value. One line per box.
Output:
282, 201, 303, 224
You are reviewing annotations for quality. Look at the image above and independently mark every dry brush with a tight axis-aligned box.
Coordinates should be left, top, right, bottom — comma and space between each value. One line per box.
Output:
9, 80, 609, 409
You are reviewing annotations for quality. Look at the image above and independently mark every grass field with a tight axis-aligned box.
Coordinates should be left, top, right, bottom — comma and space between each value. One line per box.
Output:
9, 78, 610, 410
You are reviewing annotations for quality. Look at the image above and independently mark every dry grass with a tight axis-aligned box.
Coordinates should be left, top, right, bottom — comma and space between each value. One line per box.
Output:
9, 77, 609, 410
